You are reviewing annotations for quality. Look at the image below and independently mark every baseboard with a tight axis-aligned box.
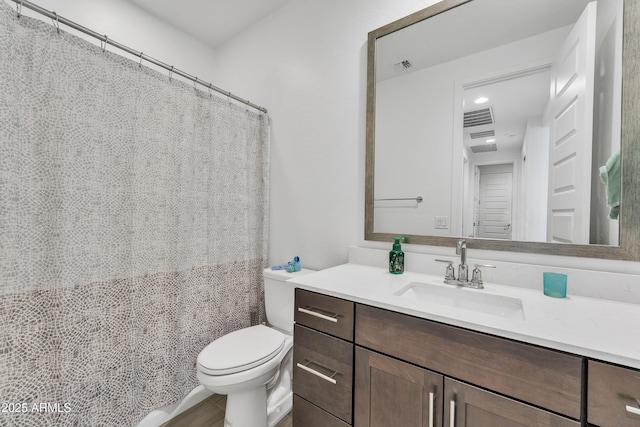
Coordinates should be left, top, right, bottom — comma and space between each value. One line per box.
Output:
136, 386, 214, 427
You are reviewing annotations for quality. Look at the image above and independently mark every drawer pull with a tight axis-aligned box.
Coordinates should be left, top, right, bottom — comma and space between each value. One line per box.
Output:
428, 392, 435, 427
449, 400, 455, 427
296, 361, 338, 384
298, 307, 338, 323
626, 405, 640, 416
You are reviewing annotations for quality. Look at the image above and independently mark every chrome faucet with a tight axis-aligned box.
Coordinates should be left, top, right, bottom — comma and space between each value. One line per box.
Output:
456, 239, 469, 283
435, 239, 495, 289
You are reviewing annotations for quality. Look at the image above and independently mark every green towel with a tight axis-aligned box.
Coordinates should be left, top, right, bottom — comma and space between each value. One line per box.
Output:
599, 150, 620, 220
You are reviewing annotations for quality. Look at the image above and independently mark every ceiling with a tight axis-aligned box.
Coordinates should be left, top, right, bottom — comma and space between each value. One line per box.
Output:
462, 70, 551, 153
125, 0, 294, 48
375, 0, 591, 82
375, 0, 592, 154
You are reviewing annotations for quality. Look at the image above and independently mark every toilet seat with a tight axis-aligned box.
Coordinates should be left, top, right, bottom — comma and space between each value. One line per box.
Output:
197, 325, 285, 376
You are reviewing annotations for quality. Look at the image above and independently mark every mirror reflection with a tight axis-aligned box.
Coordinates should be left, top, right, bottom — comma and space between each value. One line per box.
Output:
373, 0, 622, 246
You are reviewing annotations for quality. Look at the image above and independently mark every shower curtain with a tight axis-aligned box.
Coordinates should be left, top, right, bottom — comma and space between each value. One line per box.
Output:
0, 2, 269, 426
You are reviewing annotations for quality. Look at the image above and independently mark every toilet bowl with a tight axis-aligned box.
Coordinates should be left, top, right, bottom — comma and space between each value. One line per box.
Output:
197, 268, 314, 427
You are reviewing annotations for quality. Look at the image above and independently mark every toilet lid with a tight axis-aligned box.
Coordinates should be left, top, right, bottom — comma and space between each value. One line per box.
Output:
197, 325, 285, 375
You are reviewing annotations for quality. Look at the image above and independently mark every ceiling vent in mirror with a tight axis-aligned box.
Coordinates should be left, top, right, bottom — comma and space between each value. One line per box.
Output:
469, 130, 495, 139
464, 107, 494, 128
393, 60, 413, 72
470, 143, 497, 153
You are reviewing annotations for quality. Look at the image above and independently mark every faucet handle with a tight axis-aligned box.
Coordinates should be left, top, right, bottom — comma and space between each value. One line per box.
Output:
471, 264, 496, 288
435, 259, 456, 281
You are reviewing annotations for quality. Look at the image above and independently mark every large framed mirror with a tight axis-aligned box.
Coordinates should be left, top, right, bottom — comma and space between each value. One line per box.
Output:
365, 0, 640, 260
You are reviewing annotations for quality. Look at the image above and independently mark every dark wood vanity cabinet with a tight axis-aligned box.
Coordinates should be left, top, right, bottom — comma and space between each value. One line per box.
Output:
354, 304, 581, 427
588, 360, 640, 427
293, 324, 353, 422
293, 289, 355, 425
293, 394, 350, 427
355, 304, 583, 420
443, 378, 579, 427
294, 288, 354, 341
353, 345, 580, 427
354, 347, 443, 427
292, 289, 638, 427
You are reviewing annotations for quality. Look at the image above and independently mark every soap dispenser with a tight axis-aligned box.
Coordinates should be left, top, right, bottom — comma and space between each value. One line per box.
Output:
389, 237, 405, 274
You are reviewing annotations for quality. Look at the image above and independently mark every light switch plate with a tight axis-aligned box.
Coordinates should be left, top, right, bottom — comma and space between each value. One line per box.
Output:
435, 216, 449, 229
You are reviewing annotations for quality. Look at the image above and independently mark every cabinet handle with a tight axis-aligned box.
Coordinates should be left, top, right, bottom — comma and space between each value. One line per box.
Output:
449, 400, 456, 427
297, 307, 338, 323
296, 361, 338, 384
627, 405, 640, 416
428, 392, 435, 427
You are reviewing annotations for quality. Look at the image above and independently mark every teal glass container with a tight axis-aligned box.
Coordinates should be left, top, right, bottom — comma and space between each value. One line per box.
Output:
543, 272, 567, 298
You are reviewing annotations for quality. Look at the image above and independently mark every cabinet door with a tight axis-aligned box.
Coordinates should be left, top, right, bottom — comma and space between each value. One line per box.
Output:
356, 304, 582, 419
354, 347, 443, 427
588, 360, 640, 427
293, 395, 350, 427
293, 324, 353, 423
444, 378, 580, 427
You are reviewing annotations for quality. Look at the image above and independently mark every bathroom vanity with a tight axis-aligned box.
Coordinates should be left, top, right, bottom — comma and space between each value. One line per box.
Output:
331, 0, 640, 422
290, 264, 640, 427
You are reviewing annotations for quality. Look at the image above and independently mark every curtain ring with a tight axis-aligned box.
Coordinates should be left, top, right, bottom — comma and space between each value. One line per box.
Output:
52, 11, 60, 33
101, 35, 108, 53
194, 77, 198, 91
138, 51, 143, 68
227, 92, 232, 104
16, 0, 23, 18
208, 84, 213, 98
169, 66, 174, 81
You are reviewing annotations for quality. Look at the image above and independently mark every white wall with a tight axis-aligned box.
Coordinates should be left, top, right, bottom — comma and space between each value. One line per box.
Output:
210, 0, 437, 269
520, 120, 549, 241
14, 0, 217, 87
7, 0, 428, 269
355, 26, 565, 244
211, 0, 640, 277
16, 0, 639, 276
375, 70, 453, 236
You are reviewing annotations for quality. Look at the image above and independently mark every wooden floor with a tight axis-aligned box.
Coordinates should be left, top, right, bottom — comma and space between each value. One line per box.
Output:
160, 394, 292, 427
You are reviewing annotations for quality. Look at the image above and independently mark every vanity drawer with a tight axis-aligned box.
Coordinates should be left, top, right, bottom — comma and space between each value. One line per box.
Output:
293, 394, 350, 427
588, 360, 640, 426
293, 324, 353, 423
295, 288, 354, 341
355, 304, 583, 420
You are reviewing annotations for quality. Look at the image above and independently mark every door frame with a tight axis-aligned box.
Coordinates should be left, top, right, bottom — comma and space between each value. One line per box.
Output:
471, 160, 518, 240
454, 59, 552, 242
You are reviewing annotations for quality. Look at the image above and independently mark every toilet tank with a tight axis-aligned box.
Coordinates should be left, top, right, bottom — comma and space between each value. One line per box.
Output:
263, 267, 315, 334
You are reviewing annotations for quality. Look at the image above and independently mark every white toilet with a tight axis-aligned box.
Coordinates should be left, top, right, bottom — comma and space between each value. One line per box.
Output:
197, 267, 314, 427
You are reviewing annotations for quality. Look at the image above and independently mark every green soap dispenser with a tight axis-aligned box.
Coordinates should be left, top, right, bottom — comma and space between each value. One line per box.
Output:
389, 237, 405, 274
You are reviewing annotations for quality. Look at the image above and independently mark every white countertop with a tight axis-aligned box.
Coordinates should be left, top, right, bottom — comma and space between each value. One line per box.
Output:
289, 263, 640, 370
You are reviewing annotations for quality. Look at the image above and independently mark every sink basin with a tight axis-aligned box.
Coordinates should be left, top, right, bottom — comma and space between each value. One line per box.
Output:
394, 282, 524, 320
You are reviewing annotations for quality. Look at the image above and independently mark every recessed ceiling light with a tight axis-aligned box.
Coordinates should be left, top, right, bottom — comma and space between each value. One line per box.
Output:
486, 138, 496, 143
474, 97, 489, 104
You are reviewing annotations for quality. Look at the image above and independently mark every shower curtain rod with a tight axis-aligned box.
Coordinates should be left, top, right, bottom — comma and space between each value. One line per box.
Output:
9, 0, 268, 114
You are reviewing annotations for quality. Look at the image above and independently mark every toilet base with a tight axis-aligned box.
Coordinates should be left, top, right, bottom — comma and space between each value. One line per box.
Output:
225, 386, 268, 427
267, 392, 291, 427
266, 350, 293, 427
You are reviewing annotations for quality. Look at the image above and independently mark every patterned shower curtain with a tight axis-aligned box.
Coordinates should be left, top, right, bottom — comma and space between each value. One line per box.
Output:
0, 2, 269, 426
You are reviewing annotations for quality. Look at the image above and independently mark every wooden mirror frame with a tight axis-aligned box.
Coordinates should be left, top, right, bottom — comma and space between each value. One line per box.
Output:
365, 0, 640, 260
